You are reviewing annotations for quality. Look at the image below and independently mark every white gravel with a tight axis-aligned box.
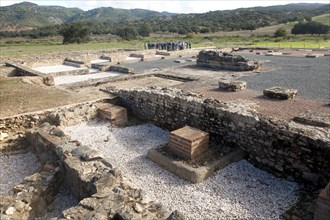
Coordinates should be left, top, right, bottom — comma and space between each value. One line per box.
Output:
0, 152, 39, 197
64, 120, 299, 220
33, 65, 88, 74
54, 71, 123, 85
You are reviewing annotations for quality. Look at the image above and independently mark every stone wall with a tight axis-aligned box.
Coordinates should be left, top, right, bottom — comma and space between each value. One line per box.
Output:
197, 50, 260, 71
0, 99, 110, 151
0, 122, 182, 219
107, 87, 330, 186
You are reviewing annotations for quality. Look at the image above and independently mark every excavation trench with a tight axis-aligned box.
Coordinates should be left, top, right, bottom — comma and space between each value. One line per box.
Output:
0, 88, 328, 219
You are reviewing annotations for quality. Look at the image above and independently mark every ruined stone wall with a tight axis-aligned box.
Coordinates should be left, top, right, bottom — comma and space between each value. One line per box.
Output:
0, 99, 108, 150
109, 87, 330, 186
1, 124, 180, 219
197, 50, 260, 71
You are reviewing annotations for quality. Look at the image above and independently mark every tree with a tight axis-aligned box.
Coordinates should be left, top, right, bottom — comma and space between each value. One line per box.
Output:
61, 22, 91, 44
274, 28, 287, 38
138, 22, 152, 37
291, 21, 329, 35
116, 27, 138, 40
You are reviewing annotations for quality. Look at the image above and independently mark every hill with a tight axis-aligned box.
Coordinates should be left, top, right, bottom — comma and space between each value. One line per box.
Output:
0, 1, 329, 34
312, 14, 330, 26
0, 2, 83, 31
0, 2, 176, 31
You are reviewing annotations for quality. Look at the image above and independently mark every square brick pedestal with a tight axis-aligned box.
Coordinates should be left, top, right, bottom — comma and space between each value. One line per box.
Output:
169, 126, 209, 160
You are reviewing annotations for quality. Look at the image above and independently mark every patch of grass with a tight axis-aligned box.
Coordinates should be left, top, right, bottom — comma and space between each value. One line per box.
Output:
312, 14, 330, 26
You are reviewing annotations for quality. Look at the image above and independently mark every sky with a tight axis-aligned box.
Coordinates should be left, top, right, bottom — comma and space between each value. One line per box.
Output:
1, 0, 329, 13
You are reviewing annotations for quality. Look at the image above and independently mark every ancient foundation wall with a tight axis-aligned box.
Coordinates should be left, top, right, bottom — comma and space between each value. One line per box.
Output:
109, 87, 330, 186
1, 123, 178, 219
0, 99, 112, 150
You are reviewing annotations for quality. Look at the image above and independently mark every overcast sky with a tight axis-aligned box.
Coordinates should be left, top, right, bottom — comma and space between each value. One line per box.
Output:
1, 0, 328, 13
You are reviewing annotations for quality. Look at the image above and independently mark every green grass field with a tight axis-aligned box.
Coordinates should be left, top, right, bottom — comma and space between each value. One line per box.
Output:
312, 14, 330, 26
1, 33, 329, 58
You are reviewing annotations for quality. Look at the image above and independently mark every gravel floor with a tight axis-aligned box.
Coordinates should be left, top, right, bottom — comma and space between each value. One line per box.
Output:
64, 120, 299, 220
238, 55, 330, 100
0, 152, 39, 197
120, 57, 194, 74
119, 54, 330, 100
38, 184, 79, 219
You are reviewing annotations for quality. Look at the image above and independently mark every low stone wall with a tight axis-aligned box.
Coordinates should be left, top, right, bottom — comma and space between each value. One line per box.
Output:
107, 87, 330, 186
109, 65, 133, 74
197, 50, 260, 71
0, 122, 181, 219
0, 99, 111, 150
5, 62, 43, 77
5, 62, 55, 86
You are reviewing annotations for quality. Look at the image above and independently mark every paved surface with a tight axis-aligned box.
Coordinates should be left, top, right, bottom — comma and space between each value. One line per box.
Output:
239, 54, 330, 100
120, 57, 194, 74
121, 54, 330, 100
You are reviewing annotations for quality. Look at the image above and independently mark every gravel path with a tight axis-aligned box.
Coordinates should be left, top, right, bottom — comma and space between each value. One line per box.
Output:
0, 152, 39, 197
64, 120, 299, 220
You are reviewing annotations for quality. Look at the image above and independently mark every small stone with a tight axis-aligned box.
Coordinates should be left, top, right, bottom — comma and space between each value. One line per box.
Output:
133, 203, 143, 213
0, 132, 9, 141
5, 207, 16, 215
14, 200, 26, 212
24, 173, 39, 182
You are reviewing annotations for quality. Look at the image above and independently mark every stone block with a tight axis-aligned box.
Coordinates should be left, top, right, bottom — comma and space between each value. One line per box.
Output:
314, 183, 330, 220
306, 53, 321, 58
174, 59, 185, 63
218, 79, 247, 92
293, 110, 330, 127
156, 51, 171, 56
169, 126, 209, 160
147, 146, 246, 183
109, 65, 133, 74
263, 87, 298, 100
96, 103, 128, 127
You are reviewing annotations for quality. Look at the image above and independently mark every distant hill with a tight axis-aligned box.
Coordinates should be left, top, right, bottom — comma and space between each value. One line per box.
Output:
312, 14, 330, 26
0, 2, 83, 31
0, 1, 329, 33
0, 1, 176, 31
66, 7, 176, 23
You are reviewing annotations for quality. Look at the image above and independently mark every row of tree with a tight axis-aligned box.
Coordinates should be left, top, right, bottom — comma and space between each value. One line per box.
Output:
1, 20, 328, 44
291, 21, 330, 35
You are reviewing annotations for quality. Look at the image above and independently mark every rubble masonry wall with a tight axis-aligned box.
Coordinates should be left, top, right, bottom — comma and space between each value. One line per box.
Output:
110, 87, 330, 186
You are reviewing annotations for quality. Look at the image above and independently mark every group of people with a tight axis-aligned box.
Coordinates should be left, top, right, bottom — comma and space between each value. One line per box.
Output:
145, 41, 192, 50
